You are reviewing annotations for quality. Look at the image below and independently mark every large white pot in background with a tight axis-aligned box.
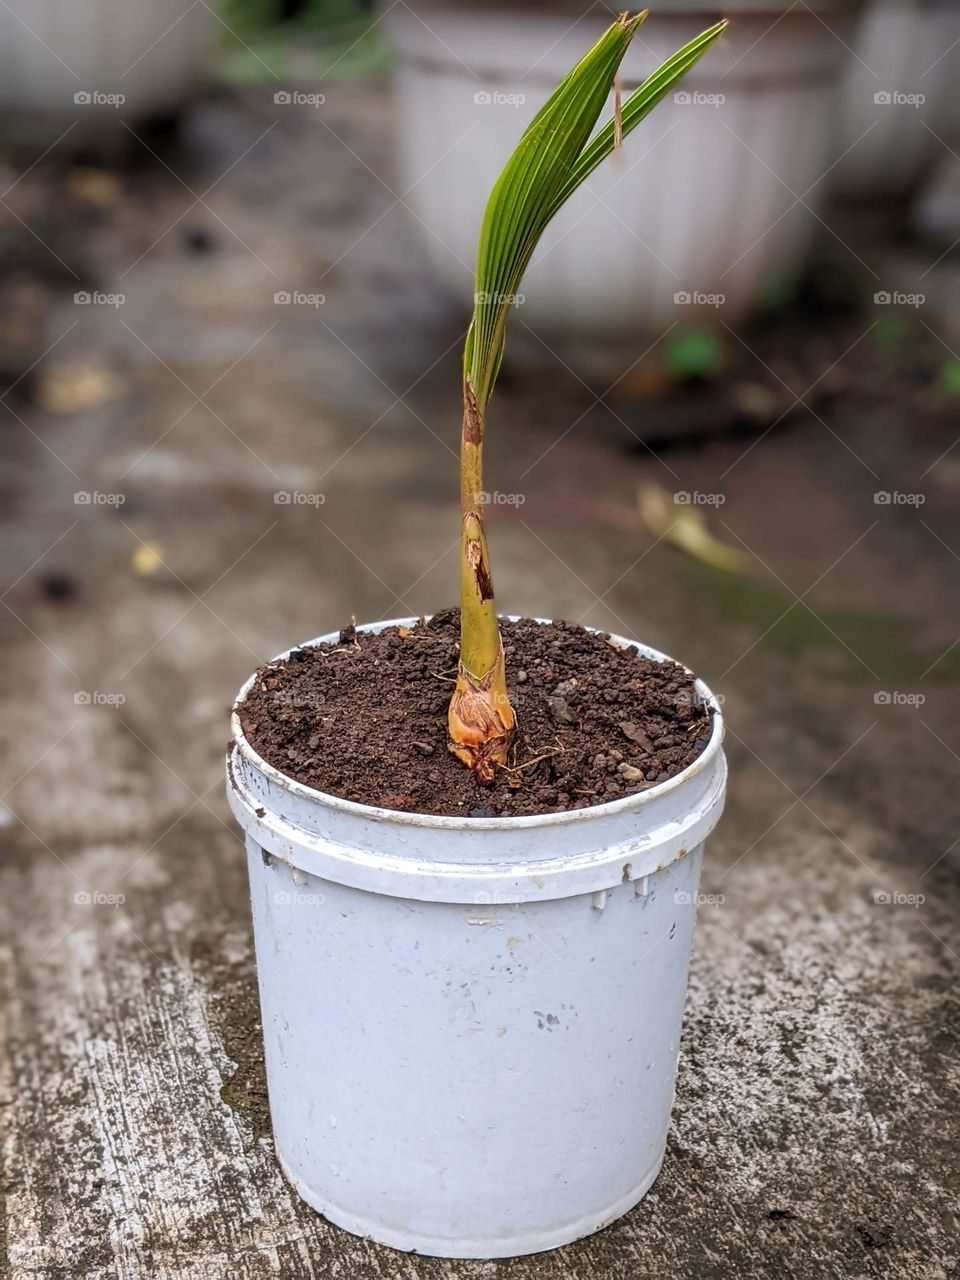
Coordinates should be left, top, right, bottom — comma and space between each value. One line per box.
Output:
227, 620, 727, 1259
934, 1, 960, 145
382, 2, 855, 379
832, 0, 954, 203
0, 0, 218, 148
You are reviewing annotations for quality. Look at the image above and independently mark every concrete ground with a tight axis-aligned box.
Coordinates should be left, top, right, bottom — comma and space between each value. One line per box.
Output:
1, 79, 959, 1279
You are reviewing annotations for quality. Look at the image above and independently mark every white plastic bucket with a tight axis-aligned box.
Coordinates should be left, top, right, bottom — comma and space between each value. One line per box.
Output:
227, 619, 727, 1259
832, 0, 954, 202
0, 0, 217, 148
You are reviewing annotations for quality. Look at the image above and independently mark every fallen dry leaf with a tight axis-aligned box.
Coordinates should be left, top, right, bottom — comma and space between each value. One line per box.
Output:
67, 168, 123, 207
609, 361, 673, 401
37, 363, 124, 413
638, 484, 753, 574
131, 541, 164, 577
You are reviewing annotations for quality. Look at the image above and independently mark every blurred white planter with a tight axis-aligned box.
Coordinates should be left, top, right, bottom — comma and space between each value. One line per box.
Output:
0, 0, 218, 148
933, 2, 960, 145
833, 0, 954, 202
382, 3, 852, 378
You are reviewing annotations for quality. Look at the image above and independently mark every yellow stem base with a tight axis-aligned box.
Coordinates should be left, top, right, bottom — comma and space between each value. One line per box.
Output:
447, 649, 516, 784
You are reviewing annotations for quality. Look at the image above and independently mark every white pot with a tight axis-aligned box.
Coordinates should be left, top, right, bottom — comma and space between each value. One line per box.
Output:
227, 619, 727, 1259
0, 0, 218, 147
832, 0, 954, 202
934, 4, 960, 144
382, 4, 849, 377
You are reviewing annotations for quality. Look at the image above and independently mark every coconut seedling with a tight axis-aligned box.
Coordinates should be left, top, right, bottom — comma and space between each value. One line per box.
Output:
230, 15, 733, 1250
446, 11, 728, 781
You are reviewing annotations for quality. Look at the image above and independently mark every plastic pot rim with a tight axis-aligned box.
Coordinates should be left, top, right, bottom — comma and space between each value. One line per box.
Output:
230, 614, 725, 834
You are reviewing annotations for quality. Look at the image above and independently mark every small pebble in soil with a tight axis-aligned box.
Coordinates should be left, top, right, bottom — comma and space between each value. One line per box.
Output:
620, 720, 653, 752
617, 764, 645, 782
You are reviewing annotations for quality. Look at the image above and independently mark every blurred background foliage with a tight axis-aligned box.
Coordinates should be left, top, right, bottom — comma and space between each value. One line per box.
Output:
221, 0, 387, 81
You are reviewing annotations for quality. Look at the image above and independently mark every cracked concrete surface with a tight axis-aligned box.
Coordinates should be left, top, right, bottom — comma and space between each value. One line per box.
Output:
1, 80, 958, 1279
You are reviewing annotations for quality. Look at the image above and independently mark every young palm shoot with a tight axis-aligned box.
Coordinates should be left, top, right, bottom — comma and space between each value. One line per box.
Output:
448, 11, 728, 781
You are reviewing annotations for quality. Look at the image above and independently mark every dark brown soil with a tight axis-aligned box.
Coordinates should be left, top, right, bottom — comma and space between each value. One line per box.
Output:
237, 611, 713, 818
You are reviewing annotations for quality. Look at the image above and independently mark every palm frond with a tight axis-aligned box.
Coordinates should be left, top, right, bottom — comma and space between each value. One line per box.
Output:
550, 19, 728, 216
465, 14, 727, 414
465, 11, 647, 409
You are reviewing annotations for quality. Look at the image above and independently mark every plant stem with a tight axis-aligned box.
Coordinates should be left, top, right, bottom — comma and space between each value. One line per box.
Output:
448, 374, 514, 782
444, 11, 728, 783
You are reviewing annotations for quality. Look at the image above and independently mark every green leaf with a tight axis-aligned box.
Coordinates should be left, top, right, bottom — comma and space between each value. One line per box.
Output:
464, 14, 728, 414
466, 11, 647, 408
664, 329, 725, 380
549, 19, 728, 216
